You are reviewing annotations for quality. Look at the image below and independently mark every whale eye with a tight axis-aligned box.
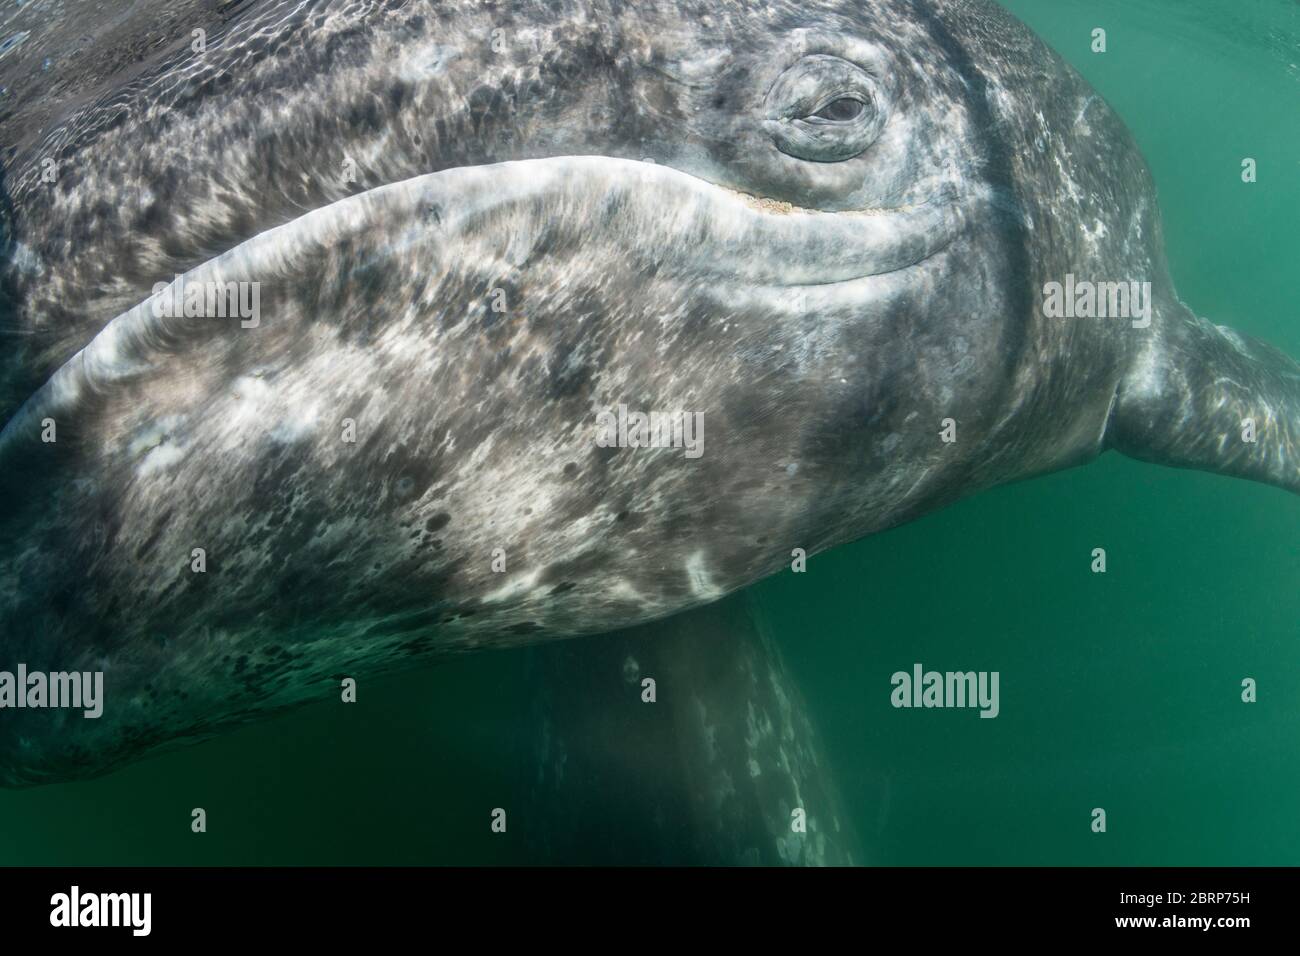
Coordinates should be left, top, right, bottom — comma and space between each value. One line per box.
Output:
764, 54, 888, 163
808, 96, 866, 123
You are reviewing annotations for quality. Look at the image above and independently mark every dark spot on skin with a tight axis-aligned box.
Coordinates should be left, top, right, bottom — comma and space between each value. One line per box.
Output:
47, 583, 76, 620
398, 634, 435, 655
615, 510, 646, 531
361, 606, 443, 638
544, 336, 596, 399
342, 94, 384, 136
549, 582, 576, 595
467, 84, 505, 133
563, 462, 578, 478
388, 80, 411, 110
395, 476, 415, 496
425, 512, 451, 532
121, 523, 154, 564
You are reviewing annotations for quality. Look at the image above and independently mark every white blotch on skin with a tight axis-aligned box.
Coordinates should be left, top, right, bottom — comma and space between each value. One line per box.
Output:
685, 550, 723, 599
482, 567, 541, 604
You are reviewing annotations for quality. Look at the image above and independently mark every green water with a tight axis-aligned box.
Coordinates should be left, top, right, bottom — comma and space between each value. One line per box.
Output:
2, 0, 1297, 865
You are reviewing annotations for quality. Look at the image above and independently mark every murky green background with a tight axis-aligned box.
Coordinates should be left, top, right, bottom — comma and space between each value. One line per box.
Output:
2, 0, 1297, 865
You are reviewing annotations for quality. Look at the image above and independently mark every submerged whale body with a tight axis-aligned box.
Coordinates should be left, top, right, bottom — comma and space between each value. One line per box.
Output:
0, 0, 1296, 786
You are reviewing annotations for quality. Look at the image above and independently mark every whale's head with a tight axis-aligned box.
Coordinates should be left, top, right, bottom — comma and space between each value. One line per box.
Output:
0, 0, 1152, 786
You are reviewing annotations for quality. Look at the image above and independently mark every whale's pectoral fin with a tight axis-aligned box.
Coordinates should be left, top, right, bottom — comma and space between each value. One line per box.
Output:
520, 592, 861, 866
1109, 305, 1300, 495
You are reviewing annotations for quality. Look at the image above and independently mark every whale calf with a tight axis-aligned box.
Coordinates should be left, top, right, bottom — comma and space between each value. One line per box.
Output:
0, 0, 1297, 787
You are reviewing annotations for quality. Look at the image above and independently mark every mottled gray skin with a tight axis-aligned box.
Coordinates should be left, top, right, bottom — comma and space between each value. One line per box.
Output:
523, 593, 859, 865
0, 0, 1296, 786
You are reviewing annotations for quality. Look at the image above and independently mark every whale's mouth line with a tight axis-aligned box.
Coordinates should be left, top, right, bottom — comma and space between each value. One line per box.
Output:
0, 156, 966, 463
687, 170, 967, 286
715, 184, 964, 284
249, 155, 965, 294
784, 229, 959, 289
718, 184, 936, 219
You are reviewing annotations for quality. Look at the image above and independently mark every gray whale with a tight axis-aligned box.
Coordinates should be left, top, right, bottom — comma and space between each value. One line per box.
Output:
0, 0, 1295, 787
